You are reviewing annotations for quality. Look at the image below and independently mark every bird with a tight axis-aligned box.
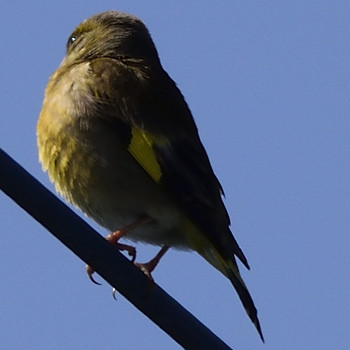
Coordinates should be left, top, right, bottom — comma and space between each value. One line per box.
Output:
37, 10, 264, 341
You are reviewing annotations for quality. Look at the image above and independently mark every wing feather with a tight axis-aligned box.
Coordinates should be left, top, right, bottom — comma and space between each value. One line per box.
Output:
89, 57, 249, 267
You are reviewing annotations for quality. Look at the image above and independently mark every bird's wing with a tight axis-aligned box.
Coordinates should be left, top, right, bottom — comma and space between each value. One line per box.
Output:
88, 57, 264, 341
88, 57, 248, 266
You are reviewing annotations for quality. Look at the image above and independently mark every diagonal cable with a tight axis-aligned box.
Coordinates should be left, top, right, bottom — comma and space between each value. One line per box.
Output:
0, 148, 233, 350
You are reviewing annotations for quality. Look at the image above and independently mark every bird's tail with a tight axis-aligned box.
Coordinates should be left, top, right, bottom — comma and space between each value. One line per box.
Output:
201, 247, 264, 342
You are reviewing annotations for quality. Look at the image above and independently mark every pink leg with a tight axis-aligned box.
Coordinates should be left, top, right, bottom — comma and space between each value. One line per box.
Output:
135, 246, 169, 280
86, 216, 152, 284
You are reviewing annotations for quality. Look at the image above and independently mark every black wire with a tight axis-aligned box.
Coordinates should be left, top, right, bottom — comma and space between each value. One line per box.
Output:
0, 148, 233, 350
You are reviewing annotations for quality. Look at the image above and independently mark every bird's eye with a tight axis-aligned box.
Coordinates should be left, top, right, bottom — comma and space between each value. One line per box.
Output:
66, 34, 77, 49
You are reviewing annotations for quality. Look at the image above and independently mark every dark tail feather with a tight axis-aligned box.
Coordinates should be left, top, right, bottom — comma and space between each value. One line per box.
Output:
231, 235, 250, 270
226, 266, 264, 342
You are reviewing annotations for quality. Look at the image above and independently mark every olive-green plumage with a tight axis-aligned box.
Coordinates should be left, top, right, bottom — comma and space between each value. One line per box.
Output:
37, 11, 263, 341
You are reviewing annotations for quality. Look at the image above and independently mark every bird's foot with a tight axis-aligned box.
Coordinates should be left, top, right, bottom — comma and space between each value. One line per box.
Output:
86, 241, 137, 284
86, 217, 151, 284
112, 246, 169, 299
135, 245, 169, 280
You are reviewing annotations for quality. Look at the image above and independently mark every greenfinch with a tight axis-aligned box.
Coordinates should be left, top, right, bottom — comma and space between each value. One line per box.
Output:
37, 11, 263, 341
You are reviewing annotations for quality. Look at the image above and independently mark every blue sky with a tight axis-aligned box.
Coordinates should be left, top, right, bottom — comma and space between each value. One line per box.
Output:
1, 1, 349, 349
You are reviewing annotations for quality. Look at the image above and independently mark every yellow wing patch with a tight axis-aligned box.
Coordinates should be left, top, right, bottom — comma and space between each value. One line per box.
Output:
128, 127, 169, 183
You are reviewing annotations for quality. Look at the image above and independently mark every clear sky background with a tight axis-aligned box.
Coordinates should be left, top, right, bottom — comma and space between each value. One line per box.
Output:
1, 2, 349, 349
